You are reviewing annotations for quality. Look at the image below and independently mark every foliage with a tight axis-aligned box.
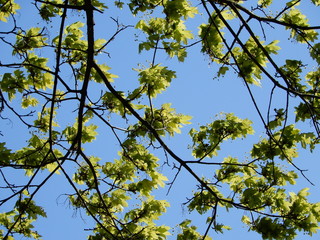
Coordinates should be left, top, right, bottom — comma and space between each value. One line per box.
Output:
1, 0, 320, 239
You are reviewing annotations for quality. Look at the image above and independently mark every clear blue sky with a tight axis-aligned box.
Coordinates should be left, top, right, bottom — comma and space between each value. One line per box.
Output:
1, 1, 320, 239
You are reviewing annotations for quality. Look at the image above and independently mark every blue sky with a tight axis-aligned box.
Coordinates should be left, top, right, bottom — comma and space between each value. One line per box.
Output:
1, 1, 320, 239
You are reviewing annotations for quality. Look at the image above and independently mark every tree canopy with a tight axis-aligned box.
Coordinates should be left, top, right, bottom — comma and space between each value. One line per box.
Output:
1, 0, 320, 239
